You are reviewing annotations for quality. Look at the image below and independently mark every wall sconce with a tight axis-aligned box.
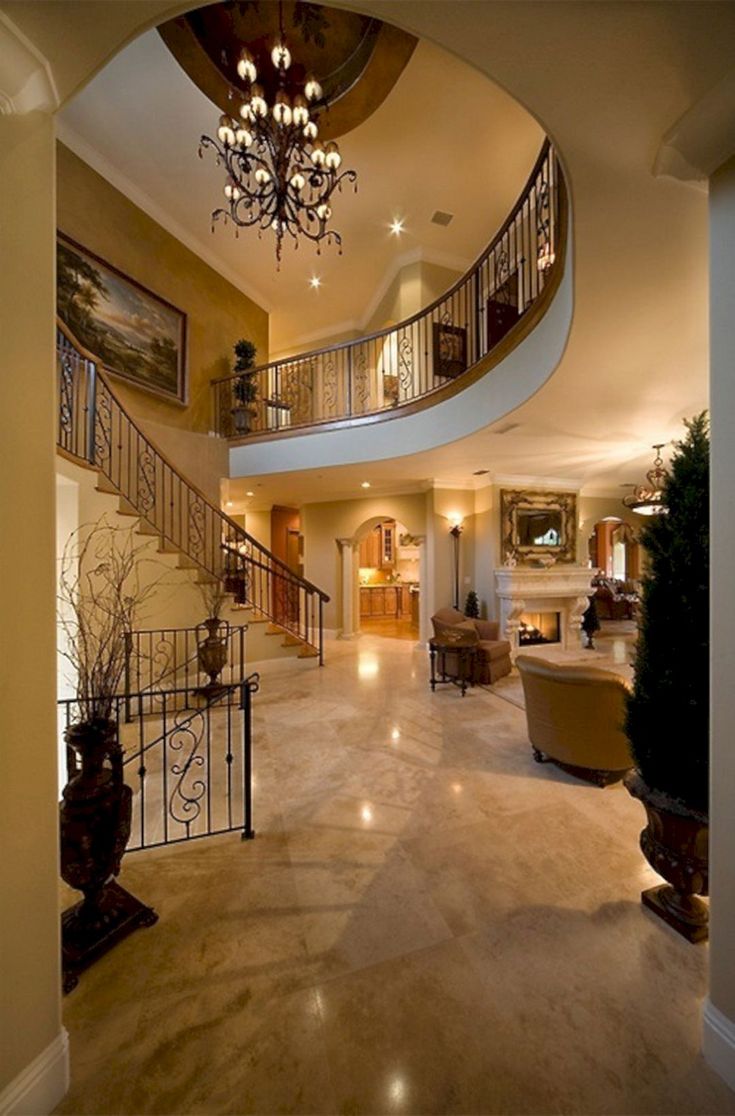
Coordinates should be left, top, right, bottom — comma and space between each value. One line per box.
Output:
448, 516, 464, 609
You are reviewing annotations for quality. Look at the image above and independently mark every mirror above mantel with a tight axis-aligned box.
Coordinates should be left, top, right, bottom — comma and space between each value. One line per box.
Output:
501, 488, 577, 565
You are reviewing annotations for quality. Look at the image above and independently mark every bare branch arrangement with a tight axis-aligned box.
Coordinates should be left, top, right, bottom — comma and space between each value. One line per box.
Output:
58, 517, 166, 723
197, 576, 228, 620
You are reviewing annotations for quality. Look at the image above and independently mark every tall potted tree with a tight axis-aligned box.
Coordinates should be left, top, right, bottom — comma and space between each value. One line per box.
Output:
624, 413, 709, 942
230, 338, 258, 436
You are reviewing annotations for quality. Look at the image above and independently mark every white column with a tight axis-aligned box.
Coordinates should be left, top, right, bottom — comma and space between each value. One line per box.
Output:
416, 535, 429, 645
704, 152, 735, 1091
337, 538, 356, 639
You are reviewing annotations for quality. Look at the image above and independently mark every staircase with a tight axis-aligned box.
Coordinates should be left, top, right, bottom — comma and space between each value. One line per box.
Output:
56, 322, 329, 664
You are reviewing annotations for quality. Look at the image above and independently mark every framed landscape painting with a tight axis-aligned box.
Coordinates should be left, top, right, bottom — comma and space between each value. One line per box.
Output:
57, 234, 187, 404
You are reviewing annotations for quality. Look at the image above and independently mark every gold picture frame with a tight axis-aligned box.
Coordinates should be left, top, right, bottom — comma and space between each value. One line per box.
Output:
501, 488, 577, 564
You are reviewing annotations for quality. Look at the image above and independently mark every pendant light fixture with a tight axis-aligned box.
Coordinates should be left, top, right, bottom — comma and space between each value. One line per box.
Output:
199, 1, 357, 266
622, 443, 668, 516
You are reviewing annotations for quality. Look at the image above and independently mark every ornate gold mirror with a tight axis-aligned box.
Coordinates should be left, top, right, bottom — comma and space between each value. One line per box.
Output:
501, 489, 577, 564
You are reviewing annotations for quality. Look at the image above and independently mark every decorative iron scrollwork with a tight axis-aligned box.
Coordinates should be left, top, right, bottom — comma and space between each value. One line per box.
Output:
59, 352, 75, 439
398, 333, 414, 394
323, 356, 338, 416
137, 449, 156, 514
168, 710, 207, 831
353, 348, 370, 412
94, 381, 112, 470
188, 497, 206, 562
283, 359, 313, 424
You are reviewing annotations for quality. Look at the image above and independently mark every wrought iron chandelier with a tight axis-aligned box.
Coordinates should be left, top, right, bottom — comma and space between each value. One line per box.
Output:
622, 443, 668, 516
199, 2, 357, 266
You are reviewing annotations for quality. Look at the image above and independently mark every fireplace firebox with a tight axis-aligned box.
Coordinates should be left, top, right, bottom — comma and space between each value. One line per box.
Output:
518, 611, 561, 646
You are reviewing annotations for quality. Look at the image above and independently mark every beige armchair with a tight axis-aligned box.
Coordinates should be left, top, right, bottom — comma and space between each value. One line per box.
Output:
431, 607, 512, 684
516, 654, 634, 786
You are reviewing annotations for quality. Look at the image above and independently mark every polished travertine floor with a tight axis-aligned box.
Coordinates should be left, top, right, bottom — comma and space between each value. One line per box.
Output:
57, 636, 735, 1115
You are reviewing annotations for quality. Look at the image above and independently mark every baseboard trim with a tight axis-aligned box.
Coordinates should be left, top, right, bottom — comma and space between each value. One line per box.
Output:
703, 999, 735, 1091
0, 1030, 69, 1116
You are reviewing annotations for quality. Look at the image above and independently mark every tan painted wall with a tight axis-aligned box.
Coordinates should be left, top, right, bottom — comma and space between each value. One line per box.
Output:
363, 259, 462, 334
0, 112, 62, 1095
430, 488, 475, 617
301, 493, 426, 631
56, 142, 269, 439
272, 259, 463, 362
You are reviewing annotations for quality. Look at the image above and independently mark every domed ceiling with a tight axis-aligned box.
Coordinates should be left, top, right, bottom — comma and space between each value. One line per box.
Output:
159, 1, 418, 139
58, 7, 543, 354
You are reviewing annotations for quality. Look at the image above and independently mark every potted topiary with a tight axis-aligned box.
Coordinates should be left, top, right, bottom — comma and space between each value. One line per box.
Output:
464, 589, 480, 619
230, 338, 258, 436
581, 595, 600, 649
624, 413, 709, 942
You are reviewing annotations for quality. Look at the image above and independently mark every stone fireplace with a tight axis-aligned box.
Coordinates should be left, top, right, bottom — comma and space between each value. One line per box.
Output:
494, 566, 594, 655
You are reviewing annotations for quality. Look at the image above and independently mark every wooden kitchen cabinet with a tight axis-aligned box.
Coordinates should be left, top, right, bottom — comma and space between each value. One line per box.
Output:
358, 527, 381, 569
359, 522, 396, 570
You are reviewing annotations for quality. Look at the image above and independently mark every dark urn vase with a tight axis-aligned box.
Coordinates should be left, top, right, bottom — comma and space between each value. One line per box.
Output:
197, 616, 229, 697
624, 770, 709, 943
60, 718, 157, 992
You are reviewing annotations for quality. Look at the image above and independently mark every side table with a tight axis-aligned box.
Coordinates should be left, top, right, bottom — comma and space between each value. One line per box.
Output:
429, 633, 477, 697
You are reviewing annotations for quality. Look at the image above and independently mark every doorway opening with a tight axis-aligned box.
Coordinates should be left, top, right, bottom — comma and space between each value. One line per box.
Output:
357, 518, 420, 641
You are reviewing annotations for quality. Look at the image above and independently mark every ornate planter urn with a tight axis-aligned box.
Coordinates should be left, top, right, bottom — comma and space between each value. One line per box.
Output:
624, 770, 709, 943
60, 718, 157, 992
197, 616, 230, 697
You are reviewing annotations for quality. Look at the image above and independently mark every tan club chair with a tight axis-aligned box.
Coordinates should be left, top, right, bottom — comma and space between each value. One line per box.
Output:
516, 654, 634, 786
431, 607, 512, 685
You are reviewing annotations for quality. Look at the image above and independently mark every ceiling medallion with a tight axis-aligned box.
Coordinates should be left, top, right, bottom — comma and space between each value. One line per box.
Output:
199, 1, 357, 266
622, 443, 668, 516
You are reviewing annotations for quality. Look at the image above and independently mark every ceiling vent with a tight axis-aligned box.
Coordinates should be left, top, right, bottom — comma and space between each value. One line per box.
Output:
431, 210, 454, 227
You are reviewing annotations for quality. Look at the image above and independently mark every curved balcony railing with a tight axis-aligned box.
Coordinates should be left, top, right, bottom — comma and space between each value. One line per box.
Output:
56, 323, 329, 663
213, 138, 564, 439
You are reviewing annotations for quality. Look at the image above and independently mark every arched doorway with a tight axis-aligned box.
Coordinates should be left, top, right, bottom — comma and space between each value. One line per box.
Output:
589, 517, 641, 584
337, 517, 426, 643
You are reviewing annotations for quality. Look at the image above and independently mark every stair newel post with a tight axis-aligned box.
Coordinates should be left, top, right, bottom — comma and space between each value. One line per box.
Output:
319, 595, 324, 666
86, 359, 97, 467
241, 672, 258, 840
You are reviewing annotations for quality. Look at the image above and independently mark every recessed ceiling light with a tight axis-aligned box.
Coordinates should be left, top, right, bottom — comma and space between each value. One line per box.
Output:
389, 218, 404, 237
246, 490, 254, 497
361, 481, 371, 489
309, 275, 321, 290
226, 500, 234, 507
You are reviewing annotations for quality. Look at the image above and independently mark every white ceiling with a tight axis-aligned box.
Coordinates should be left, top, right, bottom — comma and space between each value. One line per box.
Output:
59, 30, 543, 354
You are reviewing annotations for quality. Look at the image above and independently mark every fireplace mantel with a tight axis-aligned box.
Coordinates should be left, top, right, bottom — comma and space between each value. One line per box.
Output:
494, 566, 594, 654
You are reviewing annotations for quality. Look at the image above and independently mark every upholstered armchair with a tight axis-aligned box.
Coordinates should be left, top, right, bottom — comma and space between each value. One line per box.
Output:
516, 654, 634, 785
431, 607, 512, 684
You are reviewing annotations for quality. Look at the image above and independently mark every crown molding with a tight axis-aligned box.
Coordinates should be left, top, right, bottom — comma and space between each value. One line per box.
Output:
0, 11, 59, 115
493, 474, 581, 491
56, 120, 273, 316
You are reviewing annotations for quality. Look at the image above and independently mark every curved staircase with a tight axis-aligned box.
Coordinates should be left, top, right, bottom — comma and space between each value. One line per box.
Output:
56, 323, 329, 664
